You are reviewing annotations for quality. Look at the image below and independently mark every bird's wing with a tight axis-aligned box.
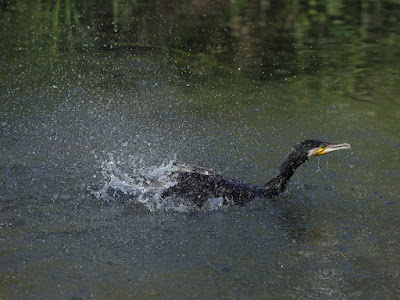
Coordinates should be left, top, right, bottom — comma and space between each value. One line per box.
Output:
173, 162, 248, 185
173, 162, 220, 176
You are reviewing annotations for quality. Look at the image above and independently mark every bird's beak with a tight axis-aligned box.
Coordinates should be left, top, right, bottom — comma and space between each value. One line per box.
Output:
316, 143, 351, 156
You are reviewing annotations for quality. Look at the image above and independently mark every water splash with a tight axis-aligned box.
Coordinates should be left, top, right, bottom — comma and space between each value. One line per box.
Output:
92, 153, 200, 212
316, 157, 321, 173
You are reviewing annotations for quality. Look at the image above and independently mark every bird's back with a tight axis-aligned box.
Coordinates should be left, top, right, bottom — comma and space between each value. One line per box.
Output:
162, 163, 260, 207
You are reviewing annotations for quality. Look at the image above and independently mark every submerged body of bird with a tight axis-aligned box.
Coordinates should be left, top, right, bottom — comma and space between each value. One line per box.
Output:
161, 140, 351, 207
101, 139, 351, 209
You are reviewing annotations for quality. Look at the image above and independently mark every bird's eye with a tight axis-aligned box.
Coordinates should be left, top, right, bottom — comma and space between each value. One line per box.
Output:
320, 144, 326, 149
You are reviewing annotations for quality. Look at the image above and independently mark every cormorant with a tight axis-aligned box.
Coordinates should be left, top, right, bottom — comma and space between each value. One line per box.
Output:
161, 139, 351, 207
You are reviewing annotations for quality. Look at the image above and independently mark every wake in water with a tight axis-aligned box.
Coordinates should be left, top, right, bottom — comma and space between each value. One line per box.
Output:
91, 154, 226, 212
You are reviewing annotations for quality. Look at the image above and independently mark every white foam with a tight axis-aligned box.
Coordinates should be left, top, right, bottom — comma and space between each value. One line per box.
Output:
95, 153, 199, 212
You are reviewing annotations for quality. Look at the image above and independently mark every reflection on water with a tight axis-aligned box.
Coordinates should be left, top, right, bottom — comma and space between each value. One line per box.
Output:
1, 1, 400, 298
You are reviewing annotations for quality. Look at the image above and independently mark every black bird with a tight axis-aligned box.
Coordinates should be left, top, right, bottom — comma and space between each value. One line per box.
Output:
162, 139, 351, 207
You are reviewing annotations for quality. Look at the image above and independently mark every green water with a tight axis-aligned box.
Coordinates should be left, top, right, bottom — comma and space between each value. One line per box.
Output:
1, 1, 400, 299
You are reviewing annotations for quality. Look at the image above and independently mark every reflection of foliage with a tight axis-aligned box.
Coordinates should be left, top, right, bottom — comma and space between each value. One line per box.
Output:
0, 0, 399, 103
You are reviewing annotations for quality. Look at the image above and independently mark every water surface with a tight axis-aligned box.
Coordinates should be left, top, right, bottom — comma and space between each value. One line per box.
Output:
1, 1, 400, 298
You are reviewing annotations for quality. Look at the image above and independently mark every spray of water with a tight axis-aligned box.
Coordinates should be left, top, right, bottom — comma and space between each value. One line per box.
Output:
92, 153, 202, 212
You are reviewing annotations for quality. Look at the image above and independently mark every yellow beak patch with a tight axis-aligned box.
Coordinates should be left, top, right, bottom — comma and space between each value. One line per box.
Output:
315, 146, 327, 156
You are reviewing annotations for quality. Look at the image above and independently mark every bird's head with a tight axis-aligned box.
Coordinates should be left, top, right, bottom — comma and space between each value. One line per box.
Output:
293, 139, 351, 161
265, 139, 351, 191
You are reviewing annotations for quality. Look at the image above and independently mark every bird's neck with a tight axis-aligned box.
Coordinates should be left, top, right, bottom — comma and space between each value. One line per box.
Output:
263, 152, 307, 194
